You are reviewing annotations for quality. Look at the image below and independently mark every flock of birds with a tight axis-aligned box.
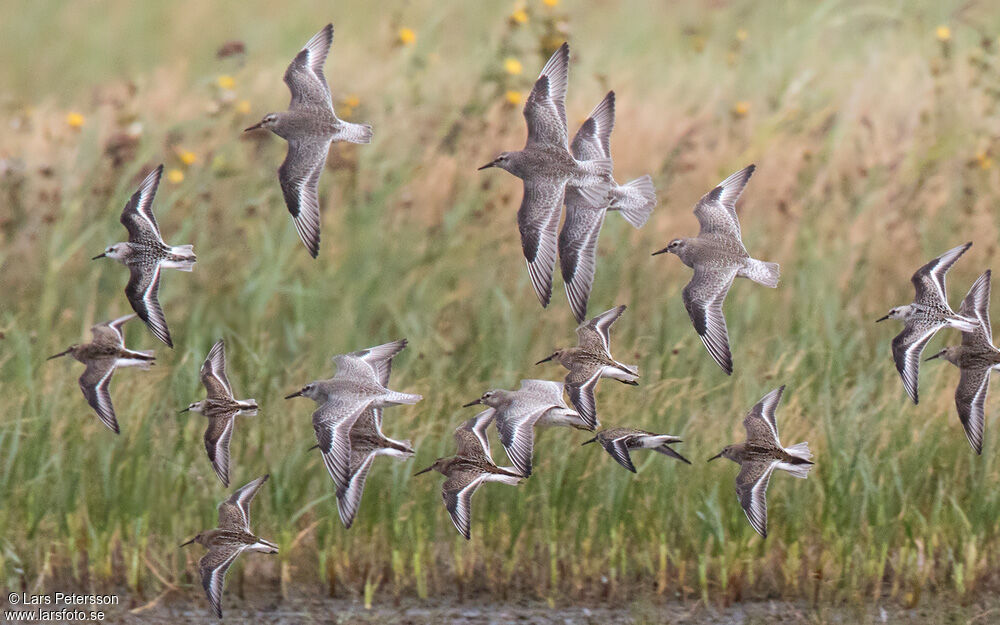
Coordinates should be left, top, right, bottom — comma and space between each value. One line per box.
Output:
42, 24, 994, 618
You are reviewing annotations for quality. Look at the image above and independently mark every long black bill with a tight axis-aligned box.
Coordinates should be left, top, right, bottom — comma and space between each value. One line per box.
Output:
179, 537, 197, 548
47, 348, 73, 360
534, 354, 555, 365
461, 399, 482, 407
414, 465, 435, 476
925, 350, 945, 362
477, 162, 495, 170
651, 247, 670, 256
91, 253, 106, 260
706, 452, 724, 462
178, 407, 190, 414
244, 121, 264, 132
580, 437, 598, 446
284, 390, 303, 399
875, 315, 889, 322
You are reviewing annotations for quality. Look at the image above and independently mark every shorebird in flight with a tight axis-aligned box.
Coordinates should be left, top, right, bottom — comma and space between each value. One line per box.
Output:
245, 23, 373, 258
93, 165, 196, 348
48, 314, 154, 434
582, 427, 690, 472
877, 242, 976, 404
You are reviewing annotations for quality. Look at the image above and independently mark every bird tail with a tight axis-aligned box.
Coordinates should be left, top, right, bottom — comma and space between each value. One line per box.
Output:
948, 314, 979, 333
164, 245, 197, 271
385, 391, 422, 406
741, 258, 780, 288
339, 121, 373, 144
239, 399, 259, 416
610, 175, 656, 228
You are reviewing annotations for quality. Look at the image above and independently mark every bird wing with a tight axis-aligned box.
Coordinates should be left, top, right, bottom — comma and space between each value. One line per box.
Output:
313, 396, 372, 489
960, 270, 993, 347
735, 459, 778, 538
347, 339, 408, 387
283, 23, 334, 111
576, 304, 626, 357
565, 366, 602, 429
278, 135, 332, 259
79, 359, 120, 434
442, 472, 488, 540
494, 401, 550, 476
891, 320, 943, 404
956, 367, 991, 455
90, 314, 136, 348
199, 543, 245, 619
125, 263, 172, 348
682, 265, 739, 374
601, 434, 637, 472
911, 242, 971, 308
570, 90, 615, 160
119, 165, 164, 245
559, 203, 607, 323
517, 178, 566, 307
336, 450, 378, 529
523, 42, 569, 149
455, 409, 495, 459
217, 474, 270, 532
693, 165, 754, 240
204, 416, 237, 488
200, 339, 234, 399
742, 386, 785, 448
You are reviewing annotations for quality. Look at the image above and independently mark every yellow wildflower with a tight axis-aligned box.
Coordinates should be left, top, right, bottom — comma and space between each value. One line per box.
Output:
510, 9, 529, 24
235, 100, 251, 115
732, 101, 750, 117
177, 149, 197, 166
976, 150, 993, 170
398, 27, 416, 46
217, 75, 236, 90
542, 0, 559, 7
66, 112, 85, 129
166, 168, 185, 184
936, 25, 951, 42
505, 90, 522, 106
342, 94, 361, 109
504, 58, 523, 75
736, 29, 748, 42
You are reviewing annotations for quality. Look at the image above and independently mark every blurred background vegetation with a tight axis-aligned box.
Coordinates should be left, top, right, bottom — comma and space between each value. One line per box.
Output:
3, 0, 1000, 615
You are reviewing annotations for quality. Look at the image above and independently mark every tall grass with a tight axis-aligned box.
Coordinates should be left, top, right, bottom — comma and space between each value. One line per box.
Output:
3, 0, 1000, 609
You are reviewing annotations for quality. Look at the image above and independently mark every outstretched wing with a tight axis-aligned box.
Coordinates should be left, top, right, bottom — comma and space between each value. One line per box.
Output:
347, 339, 409, 387
960, 270, 993, 347
90, 314, 136, 347
200, 339, 234, 399
517, 178, 565, 307
682, 266, 738, 375
570, 90, 615, 160
199, 544, 244, 618
735, 460, 778, 538
911, 242, 972, 308
955, 367, 991, 455
601, 434, 637, 472
576, 304, 626, 356
523, 42, 569, 149
119, 165, 164, 245
442, 472, 487, 540
278, 136, 332, 259
125, 263, 172, 348
79, 360, 120, 434
204, 416, 237, 487
693, 165, 754, 240
559, 203, 607, 323
891, 320, 943, 404
284, 23, 334, 111
742, 386, 785, 448
217, 474, 270, 532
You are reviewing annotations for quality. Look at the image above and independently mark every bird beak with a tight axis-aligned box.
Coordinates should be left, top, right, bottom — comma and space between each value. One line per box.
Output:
284, 390, 303, 399
91, 253, 106, 260
462, 399, 482, 407
875, 315, 889, 322
307, 444, 319, 452
244, 121, 264, 132
651, 247, 670, 256
580, 437, 597, 446
414, 465, 435, 476
707, 452, 724, 462
179, 537, 197, 548
47, 348, 72, 360
925, 350, 945, 362
178, 407, 190, 414
535, 354, 556, 365
477, 161, 495, 171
